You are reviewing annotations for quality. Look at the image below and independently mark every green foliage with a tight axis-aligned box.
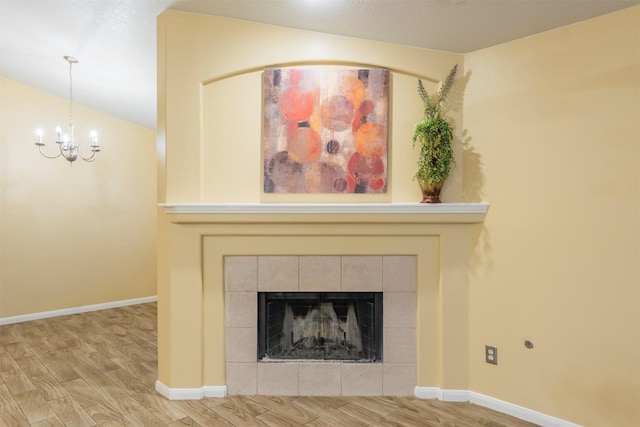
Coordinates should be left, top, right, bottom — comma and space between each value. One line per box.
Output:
413, 64, 458, 186
438, 64, 458, 106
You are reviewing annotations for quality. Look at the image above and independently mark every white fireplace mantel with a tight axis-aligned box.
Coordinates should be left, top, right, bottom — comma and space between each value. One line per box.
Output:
159, 202, 489, 224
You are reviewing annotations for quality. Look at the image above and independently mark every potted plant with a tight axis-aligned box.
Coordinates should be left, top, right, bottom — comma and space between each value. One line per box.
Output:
412, 64, 458, 203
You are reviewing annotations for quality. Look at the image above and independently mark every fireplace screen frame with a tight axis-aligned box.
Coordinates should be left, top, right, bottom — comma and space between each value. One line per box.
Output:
257, 291, 383, 363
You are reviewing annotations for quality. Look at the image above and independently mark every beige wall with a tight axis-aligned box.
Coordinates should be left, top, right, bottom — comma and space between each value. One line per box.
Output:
0, 77, 157, 317
464, 6, 639, 427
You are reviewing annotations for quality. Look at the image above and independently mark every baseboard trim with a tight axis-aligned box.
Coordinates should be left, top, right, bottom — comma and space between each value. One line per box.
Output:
153, 382, 581, 426
0, 296, 158, 325
414, 387, 582, 427
155, 380, 227, 400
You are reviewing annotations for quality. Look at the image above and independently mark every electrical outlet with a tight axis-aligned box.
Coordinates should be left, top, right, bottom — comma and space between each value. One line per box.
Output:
485, 345, 498, 365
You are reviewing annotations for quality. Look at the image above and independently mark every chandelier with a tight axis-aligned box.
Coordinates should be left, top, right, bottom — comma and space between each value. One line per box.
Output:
35, 56, 101, 164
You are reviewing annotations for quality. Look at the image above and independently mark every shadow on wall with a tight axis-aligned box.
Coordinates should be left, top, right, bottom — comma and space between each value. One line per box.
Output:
462, 129, 493, 277
455, 70, 492, 276
461, 131, 484, 202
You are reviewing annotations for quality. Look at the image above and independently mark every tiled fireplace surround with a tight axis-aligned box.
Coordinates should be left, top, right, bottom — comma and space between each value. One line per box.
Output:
156, 204, 488, 399
225, 255, 416, 396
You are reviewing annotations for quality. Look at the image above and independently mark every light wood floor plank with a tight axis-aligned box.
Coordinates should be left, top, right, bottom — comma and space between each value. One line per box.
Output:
95, 384, 147, 416
1, 367, 36, 395
291, 397, 370, 427
0, 409, 31, 427
0, 352, 19, 373
70, 364, 115, 389
0, 383, 20, 412
170, 400, 235, 426
166, 416, 201, 426
30, 417, 65, 427
29, 373, 70, 402
47, 395, 96, 427
337, 402, 407, 427
125, 408, 168, 426
5, 342, 34, 359
12, 389, 55, 424
0, 327, 21, 346
254, 409, 305, 427
84, 402, 130, 425
250, 395, 318, 424
38, 357, 79, 383
60, 378, 105, 409
14, 356, 49, 378
131, 390, 188, 424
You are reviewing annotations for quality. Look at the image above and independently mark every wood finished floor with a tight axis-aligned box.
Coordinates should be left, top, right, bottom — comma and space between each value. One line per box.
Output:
0, 303, 539, 426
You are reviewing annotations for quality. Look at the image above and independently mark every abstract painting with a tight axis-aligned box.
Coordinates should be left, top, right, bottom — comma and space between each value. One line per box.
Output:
263, 67, 389, 194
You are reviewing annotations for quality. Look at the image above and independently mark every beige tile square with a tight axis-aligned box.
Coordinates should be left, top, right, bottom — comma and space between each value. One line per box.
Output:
258, 256, 299, 291
383, 363, 416, 396
299, 256, 340, 291
225, 292, 256, 328
341, 256, 382, 291
225, 327, 256, 363
226, 363, 257, 395
383, 328, 416, 363
341, 363, 383, 396
257, 363, 299, 395
225, 256, 257, 291
298, 363, 341, 396
383, 256, 416, 292
383, 292, 416, 329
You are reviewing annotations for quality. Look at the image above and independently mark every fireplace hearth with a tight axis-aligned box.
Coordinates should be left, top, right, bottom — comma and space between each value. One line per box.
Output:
258, 292, 383, 362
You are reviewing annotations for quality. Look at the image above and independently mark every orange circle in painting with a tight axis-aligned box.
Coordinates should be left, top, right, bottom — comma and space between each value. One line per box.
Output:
355, 122, 387, 158
340, 76, 366, 111
280, 88, 315, 122
287, 127, 322, 164
320, 95, 354, 131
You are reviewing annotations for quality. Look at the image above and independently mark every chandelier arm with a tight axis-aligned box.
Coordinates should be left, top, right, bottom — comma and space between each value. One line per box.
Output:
77, 142, 99, 162
36, 144, 63, 159
79, 151, 98, 162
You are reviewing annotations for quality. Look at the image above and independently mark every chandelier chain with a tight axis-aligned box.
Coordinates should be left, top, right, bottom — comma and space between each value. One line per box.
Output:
68, 58, 73, 125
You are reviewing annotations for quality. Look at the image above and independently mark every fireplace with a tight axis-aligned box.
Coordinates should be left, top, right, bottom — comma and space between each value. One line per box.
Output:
156, 203, 488, 399
258, 292, 383, 362
223, 254, 417, 396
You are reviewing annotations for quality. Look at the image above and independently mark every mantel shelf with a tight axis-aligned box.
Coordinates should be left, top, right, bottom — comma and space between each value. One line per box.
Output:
159, 203, 489, 224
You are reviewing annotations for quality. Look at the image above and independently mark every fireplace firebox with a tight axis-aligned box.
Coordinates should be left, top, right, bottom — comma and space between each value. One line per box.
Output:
258, 292, 383, 362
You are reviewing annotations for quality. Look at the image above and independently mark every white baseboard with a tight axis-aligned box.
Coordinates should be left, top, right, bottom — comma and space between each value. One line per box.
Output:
413, 387, 469, 402
154, 382, 580, 426
0, 296, 158, 325
414, 387, 582, 427
155, 380, 227, 400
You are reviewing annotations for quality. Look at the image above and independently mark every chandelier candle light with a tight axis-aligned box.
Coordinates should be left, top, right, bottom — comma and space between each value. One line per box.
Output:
35, 56, 101, 164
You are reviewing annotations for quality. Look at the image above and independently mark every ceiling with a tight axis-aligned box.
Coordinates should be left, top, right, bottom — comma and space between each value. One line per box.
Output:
1, 0, 638, 130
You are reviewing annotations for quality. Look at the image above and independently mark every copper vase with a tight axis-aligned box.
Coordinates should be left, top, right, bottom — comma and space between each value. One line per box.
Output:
419, 181, 444, 203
